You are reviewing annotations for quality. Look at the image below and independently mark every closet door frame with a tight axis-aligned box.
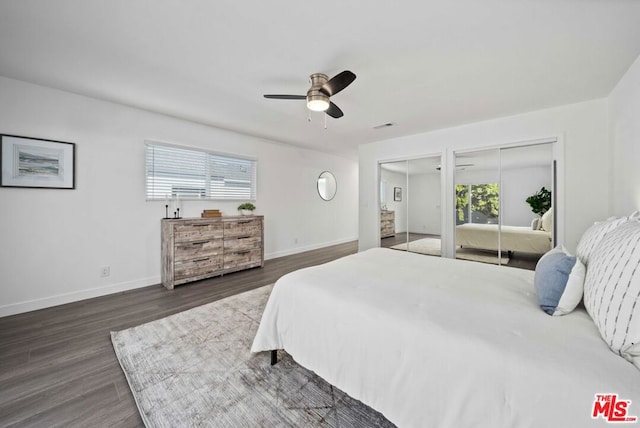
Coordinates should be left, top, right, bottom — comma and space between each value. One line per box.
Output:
449, 136, 563, 260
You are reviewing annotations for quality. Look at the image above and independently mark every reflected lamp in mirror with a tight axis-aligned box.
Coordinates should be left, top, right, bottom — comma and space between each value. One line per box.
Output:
317, 171, 337, 201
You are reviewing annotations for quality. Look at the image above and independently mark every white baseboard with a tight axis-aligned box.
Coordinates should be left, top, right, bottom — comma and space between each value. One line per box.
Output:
265, 236, 357, 260
1, 238, 357, 318
0, 276, 161, 318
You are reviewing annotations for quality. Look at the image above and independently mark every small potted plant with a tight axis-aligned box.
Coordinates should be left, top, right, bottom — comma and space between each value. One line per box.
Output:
238, 202, 256, 216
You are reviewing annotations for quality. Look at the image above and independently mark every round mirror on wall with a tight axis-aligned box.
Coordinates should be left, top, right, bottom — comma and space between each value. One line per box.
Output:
317, 171, 337, 201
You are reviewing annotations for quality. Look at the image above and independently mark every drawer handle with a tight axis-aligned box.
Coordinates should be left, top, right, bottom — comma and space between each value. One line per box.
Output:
235, 235, 252, 240
235, 250, 251, 255
190, 240, 210, 245
236, 220, 253, 224
192, 257, 210, 263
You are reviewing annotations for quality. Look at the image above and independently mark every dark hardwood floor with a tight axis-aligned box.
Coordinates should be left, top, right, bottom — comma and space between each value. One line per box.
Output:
0, 241, 357, 428
0, 238, 538, 427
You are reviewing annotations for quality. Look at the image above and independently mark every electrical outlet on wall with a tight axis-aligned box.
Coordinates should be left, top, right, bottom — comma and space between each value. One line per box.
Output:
100, 266, 111, 277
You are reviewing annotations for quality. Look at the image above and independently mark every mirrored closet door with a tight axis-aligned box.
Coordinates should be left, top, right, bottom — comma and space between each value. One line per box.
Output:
380, 160, 408, 248
454, 148, 502, 264
380, 156, 442, 257
453, 143, 554, 269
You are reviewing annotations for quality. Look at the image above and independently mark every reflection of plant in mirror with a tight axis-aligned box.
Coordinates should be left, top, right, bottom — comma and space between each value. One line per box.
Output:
456, 184, 500, 223
526, 187, 551, 215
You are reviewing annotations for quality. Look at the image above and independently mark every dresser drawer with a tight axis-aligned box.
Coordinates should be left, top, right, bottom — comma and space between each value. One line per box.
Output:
174, 255, 223, 281
174, 240, 223, 262
174, 222, 223, 243
223, 249, 262, 270
381, 211, 394, 221
223, 218, 262, 238
223, 236, 262, 252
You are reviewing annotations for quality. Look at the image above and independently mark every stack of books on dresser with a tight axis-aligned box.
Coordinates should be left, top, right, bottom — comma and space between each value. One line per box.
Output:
201, 209, 222, 218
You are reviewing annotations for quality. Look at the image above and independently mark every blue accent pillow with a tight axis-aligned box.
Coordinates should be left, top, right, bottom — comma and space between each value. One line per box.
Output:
534, 248, 577, 315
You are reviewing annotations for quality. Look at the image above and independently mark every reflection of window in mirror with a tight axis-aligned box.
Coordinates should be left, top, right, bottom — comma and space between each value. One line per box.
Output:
455, 183, 500, 225
380, 180, 387, 207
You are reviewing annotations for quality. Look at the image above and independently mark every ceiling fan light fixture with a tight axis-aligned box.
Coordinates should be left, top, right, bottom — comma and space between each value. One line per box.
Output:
307, 93, 330, 112
264, 70, 354, 119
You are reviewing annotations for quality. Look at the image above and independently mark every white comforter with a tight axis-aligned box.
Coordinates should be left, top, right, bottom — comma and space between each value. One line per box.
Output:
251, 248, 640, 428
456, 223, 552, 254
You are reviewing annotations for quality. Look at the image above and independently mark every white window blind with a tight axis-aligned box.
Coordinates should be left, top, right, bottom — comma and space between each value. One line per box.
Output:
145, 142, 257, 201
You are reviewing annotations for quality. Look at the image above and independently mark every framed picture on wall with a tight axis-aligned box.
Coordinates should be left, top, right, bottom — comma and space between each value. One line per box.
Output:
394, 187, 402, 201
0, 134, 76, 189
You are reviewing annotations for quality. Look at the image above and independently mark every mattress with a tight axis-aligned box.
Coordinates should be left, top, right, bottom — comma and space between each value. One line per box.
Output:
456, 223, 552, 254
251, 248, 640, 428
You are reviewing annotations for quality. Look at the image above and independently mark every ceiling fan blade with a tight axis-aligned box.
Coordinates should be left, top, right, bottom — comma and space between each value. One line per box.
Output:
325, 102, 344, 118
263, 94, 306, 100
319, 70, 356, 97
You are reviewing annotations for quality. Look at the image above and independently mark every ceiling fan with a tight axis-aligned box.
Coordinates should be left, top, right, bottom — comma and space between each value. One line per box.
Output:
264, 70, 356, 119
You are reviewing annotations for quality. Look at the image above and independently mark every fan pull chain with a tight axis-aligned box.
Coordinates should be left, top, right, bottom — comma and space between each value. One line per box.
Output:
307, 110, 311, 122
324, 113, 327, 130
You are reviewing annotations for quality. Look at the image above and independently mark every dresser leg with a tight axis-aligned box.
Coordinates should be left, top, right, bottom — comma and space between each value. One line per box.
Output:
270, 350, 278, 365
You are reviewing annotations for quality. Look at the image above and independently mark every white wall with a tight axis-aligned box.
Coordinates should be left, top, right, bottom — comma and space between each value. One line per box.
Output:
501, 166, 552, 226
608, 54, 640, 216
408, 172, 441, 235
360, 99, 609, 255
0, 76, 358, 316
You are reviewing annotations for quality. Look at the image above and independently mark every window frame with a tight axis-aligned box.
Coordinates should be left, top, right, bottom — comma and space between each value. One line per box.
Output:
145, 140, 257, 202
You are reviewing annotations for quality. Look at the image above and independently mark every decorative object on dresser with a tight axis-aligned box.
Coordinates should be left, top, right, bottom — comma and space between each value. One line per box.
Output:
201, 209, 221, 218
161, 216, 264, 289
380, 210, 395, 238
163, 194, 182, 219
237, 202, 256, 216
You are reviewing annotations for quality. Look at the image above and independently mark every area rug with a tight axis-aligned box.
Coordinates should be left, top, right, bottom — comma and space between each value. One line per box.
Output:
111, 285, 395, 427
390, 237, 509, 265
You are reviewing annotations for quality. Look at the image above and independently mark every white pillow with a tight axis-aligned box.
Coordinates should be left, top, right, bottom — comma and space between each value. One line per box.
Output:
531, 217, 540, 230
583, 219, 640, 369
540, 207, 554, 233
553, 258, 585, 316
575, 216, 628, 266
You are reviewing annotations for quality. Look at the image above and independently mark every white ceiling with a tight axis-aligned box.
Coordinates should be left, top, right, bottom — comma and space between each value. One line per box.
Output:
1, 1, 639, 159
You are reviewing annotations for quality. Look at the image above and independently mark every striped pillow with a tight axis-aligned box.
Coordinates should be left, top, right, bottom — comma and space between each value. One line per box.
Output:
583, 219, 640, 369
576, 217, 628, 265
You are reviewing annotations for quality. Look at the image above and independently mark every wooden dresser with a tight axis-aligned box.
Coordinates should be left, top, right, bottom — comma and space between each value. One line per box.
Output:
161, 216, 264, 289
381, 210, 395, 238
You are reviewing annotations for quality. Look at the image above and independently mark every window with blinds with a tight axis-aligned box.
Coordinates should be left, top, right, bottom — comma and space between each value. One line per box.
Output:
145, 142, 257, 201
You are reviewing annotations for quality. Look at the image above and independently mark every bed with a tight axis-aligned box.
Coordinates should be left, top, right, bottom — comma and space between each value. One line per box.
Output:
455, 223, 552, 254
251, 247, 640, 428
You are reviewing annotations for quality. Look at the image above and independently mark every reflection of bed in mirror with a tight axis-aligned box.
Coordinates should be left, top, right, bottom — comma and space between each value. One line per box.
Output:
456, 223, 552, 255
